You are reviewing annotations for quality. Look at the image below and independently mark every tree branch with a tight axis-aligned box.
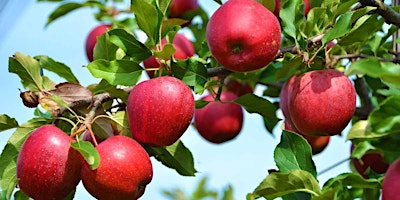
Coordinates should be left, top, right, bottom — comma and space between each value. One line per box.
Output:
359, 0, 400, 28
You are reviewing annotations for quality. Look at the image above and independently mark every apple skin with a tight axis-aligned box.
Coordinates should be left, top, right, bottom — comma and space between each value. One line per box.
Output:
351, 145, 388, 179
127, 76, 195, 146
81, 136, 153, 200
16, 125, 82, 200
206, 0, 281, 72
303, 0, 311, 16
85, 24, 111, 62
288, 69, 356, 136
382, 158, 400, 200
279, 75, 297, 129
169, 0, 199, 18
194, 91, 243, 144
284, 121, 330, 155
143, 33, 195, 78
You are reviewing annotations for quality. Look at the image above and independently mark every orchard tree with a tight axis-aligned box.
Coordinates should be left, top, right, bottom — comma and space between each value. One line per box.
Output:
0, 0, 400, 199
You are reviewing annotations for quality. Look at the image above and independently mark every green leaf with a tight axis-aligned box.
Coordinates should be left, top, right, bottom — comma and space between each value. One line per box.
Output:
93, 31, 120, 61
280, 0, 302, 40
91, 79, 129, 102
234, 94, 280, 133
131, 0, 161, 44
154, 44, 176, 59
108, 29, 152, 62
111, 111, 131, 137
145, 140, 197, 176
248, 170, 321, 199
13, 190, 29, 200
274, 130, 317, 178
34, 55, 79, 84
322, 11, 353, 44
156, 0, 172, 15
171, 58, 209, 94
9, 52, 43, 91
339, 14, 384, 46
195, 100, 210, 109
71, 141, 100, 170
45, 1, 103, 26
369, 95, 400, 134
347, 58, 400, 85
0, 118, 51, 199
322, 173, 381, 192
346, 120, 386, 140
0, 115, 18, 133
87, 59, 143, 86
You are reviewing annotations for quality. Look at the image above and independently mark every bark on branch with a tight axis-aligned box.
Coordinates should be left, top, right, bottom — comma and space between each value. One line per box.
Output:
359, 0, 400, 28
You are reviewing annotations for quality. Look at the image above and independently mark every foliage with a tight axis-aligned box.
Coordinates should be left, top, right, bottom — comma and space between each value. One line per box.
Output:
1, 0, 400, 199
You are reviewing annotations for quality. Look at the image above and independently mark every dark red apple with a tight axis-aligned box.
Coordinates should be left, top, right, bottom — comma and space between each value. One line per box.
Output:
351, 145, 389, 179
206, 0, 281, 72
284, 121, 330, 155
288, 69, 356, 136
81, 136, 153, 199
194, 91, 243, 144
143, 33, 195, 78
85, 24, 111, 62
127, 76, 195, 146
382, 158, 400, 200
224, 78, 254, 97
169, 0, 199, 18
304, 0, 311, 16
16, 125, 82, 199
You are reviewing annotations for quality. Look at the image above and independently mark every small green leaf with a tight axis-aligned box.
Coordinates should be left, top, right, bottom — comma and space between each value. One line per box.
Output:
347, 58, 400, 85
195, 100, 210, 109
249, 169, 321, 199
13, 190, 29, 200
1, 163, 18, 200
339, 14, 384, 46
35, 55, 79, 84
71, 141, 100, 170
234, 94, 280, 133
171, 58, 209, 93
131, 0, 161, 44
274, 130, 317, 178
0, 115, 18, 133
91, 79, 129, 102
9, 52, 43, 91
145, 140, 197, 176
369, 95, 400, 134
154, 43, 176, 59
322, 11, 353, 44
87, 59, 143, 86
46, 2, 83, 26
280, 0, 302, 40
111, 111, 131, 137
322, 173, 381, 192
93, 31, 119, 61
156, 0, 172, 15
108, 29, 152, 62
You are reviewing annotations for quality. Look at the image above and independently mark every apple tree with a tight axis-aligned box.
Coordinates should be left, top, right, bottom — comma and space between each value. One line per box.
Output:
1, 0, 400, 199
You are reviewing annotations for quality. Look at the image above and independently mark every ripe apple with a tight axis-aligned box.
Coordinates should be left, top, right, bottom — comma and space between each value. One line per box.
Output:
81, 136, 153, 199
194, 91, 244, 144
382, 158, 400, 200
304, 0, 311, 16
279, 75, 297, 128
288, 69, 356, 136
16, 125, 82, 199
206, 0, 281, 72
224, 78, 254, 97
143, 33, 195, 78
169, 0, 199, 18
127, 76, 195, 146
284, 121, 330, 155
85, 24, 111, 62
351, 145, 388, 179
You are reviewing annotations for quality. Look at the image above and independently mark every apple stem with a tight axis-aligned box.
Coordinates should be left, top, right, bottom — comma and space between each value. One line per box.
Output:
318, 157, 350, 176
215, 75, 226, 101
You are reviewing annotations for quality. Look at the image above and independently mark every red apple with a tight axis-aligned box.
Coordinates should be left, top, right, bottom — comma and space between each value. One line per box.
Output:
143, 33, 195, 78
288, 69, 356, 136
284, 121, 330, 155
169, 0, 199, 18
206, 0, 281, 72
304, 0, 311, 16
279, 75, 297, 129
194, 91, 244, 144
224, 78, 254, 97
127, 76, 195, 146
351, 145, 388, 179
16, 125, 82, 199
273, 0, 281, 17
81, 136, 153, 199
85, 24, 111, 62
382, 158, 400, 200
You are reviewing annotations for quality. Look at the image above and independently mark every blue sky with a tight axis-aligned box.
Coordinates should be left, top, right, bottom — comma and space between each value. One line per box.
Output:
0, 0, 353, 199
